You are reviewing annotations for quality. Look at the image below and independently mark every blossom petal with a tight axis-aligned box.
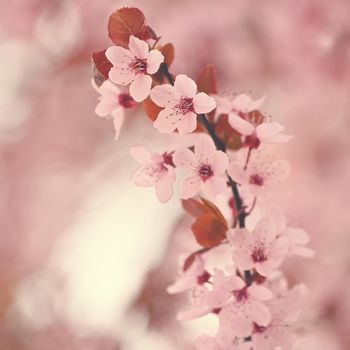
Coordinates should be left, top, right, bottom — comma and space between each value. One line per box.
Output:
150, 84, 178, 107
174, 74, 197, 98
202, 176, 227, 197
177, 112, 198, 134
227, 162, 246, 184
155, 171, 175, 203
147, 49, 164, 74
131, 167, 154, 187
212, 151, 229, 174
195, 135, 217, 162
214, 95, 233, 114
129, 74, 152, 102
249, 284, 273, 301
256, 121, 285, 140
129, 145, 152, 164
249, 300, 272, 326
95, 98, 119, 117
178, 306, 210, 321
108, 66, 134, 85
105, 45, 133, 65
228, 113, 255, 135
181, 175, 202, 199
128, 35, 149, 59
193, 92, 216, 114
267, 160, 290, 184
173, 148, 196, 170
153, 108, 178, 133
112, 108, 124, 139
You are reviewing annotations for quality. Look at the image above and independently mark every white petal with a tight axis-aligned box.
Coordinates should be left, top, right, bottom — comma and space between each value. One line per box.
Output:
129, 74, 152, 102
147, 49, 164, 74
228, 113, 255, 135
193, 92, 216, 114
174, 74, 197, 98
128, 35, 149, 59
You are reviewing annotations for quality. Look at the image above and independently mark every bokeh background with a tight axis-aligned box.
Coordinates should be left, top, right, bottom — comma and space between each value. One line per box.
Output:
1, 0, 350, 349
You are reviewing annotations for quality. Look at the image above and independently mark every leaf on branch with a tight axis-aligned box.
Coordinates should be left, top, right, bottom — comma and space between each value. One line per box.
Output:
92, 50, 113, 85
215, 114, 242, 150
160, 43, 175, 67
196, 64, 218, 95
108, 7, 151, 48
143, 97, 162, 121
182, 198, 228, 248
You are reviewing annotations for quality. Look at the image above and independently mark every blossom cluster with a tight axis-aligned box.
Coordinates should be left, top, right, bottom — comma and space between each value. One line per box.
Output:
91, 7, 313, 350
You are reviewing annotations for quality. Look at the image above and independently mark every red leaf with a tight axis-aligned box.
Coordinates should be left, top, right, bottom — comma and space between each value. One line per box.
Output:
191, 213, 227, 248
92, 50, 112, 84
143, 97, 162, 121
196, 64, 218, 95
108, 7, 147, 48
183, 198, 228, 249
160, 43, 175, 67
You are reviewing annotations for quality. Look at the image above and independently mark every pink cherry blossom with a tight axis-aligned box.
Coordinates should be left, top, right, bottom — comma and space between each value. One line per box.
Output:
105, 35, 164, 102
217, 278, 272, 337
228, 217, 289, 276
150, 74, 216, 134
228, 150, 290, 196
92, 79, 136, 139
251, 284, 309, 350
215, 94, 292, 148
167, 254, 210, 294
129, 145, 175, 203
173, 135, 229, 199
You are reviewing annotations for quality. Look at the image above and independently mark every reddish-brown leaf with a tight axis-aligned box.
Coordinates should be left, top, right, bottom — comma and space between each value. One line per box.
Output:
200, 197, 228, 227
143, 97, 162, 121
160, 43, 175, 67
92, 50, 112, 84
197, 64, 218, 95
108, 7, 147, 48
215, 114, 242, 150
191, 213, 227, 248
182, 198, 208, 217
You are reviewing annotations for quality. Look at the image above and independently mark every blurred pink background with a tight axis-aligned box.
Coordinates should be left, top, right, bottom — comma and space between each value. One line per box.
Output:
1, 0, 350, 349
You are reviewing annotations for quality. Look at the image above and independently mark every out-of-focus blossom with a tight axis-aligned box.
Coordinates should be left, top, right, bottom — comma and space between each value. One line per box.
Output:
92, 79, 136, 139
130, 145, 176, 203
151, 74, 216, 134
106, 35, 164, 102
173, 135, 228, 199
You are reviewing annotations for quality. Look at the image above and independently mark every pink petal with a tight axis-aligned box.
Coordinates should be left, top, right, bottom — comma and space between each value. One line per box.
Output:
228, 113, 255, 135
266, 160, 290, 184
176, 111, 198, 134
268, 236, 289, 261
131, 167, 154, 187
108, 66, 134, 86
129, 74, 152, 102
249, 284, 273, 301
232, 250, 253, 271
173, 148, 196, 170
256, 122, 292, 144
255, 260, 276, 276
253, 217, 276, 245
229, 228, 251, 249
112, 108, 124, 139
180, 175, 202, 199
193, 92, 217, 114
147, 49, 164, 74
225, 275, 246, 291
232, 93, 254, 112
253, 334, 270, 350
219, 308, 252, 337
249, 95, 265, 111
202, 176, 227, 197
150, 84, 178, 107
249, 300, 272, 326
227, 162, 247, 184
99, 79, 120, 95
95, 98, 119, 117
128, 35, 149, 59
212, 151, 229, 175
195, 135, 217, 162
265, 133, 293, 143
105, 45, 133, 65
214, 95, 233, 114
155, 170, 175, 203
153, 108, 178, 133
174, 74, 197, 98
129, 145, 152, 164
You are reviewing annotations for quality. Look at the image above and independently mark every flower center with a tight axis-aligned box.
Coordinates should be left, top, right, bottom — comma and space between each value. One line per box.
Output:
244, 133, 261, 149
251, 247, 267, 263
129, 58, 147, 74
177, 97, 194, 115
249, 174, 264, 186
118, 93, 135, 109
198, 164, 213, 181
162, 152, 175, 167
233, 287, 248, 302
197, 270, 211, 285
